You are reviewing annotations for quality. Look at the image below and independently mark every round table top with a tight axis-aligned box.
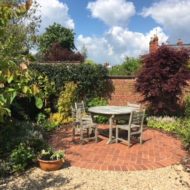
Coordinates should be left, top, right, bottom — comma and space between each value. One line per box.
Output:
88, 106, 137, 115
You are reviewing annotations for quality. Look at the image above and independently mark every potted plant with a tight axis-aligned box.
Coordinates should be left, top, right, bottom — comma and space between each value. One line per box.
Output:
38, 149, 64, 171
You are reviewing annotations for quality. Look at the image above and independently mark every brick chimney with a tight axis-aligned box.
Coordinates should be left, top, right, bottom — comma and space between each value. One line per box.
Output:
149, 35, 159, 53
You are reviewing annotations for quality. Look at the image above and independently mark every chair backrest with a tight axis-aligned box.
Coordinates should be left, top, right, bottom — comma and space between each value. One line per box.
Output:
127, 102, 141, 109
75, 101, 86, 114
129, 110, 145, 128
71, 106, 78, 122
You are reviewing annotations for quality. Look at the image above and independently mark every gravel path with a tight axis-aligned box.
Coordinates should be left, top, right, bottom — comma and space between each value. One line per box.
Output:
1, 165, 190, 190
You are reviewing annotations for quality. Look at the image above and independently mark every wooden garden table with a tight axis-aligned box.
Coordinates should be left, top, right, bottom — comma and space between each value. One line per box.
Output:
88, 106, 137, 144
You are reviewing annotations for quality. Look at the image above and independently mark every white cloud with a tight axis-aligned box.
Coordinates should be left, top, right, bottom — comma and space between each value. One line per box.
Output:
76, 26, 168, 65
35, 0, 74, 33
141, 0, 190, 41
87, 0, 135, 26
76, 35, 117, 64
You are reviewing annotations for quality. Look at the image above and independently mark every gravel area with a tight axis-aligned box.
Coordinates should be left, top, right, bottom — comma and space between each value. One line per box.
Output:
0, 165, 190, 190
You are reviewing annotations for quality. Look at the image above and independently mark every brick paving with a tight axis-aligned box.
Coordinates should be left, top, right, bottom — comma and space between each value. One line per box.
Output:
49, 125, 187, 171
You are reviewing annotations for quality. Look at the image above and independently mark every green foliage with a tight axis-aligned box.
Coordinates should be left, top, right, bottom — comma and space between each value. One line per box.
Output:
10, 143, 35, 173
39, 149, 64, 161
84, 59, 96, 65
176, 119, 190, 149
58, 82, 77, 118
184, 95, 190, 118
147, 116, 190, 150
109, 57, 141, 76
36, 112, 58, 131
42, 120, 58, 132
39, 23, 75, 54
4, 69, 55, 122
30, 70, 55, 100
87, 97, 108, 107
147, 116, 179, 132
30, 63, 113, 100
0, 1, 40, 60
37, 112, 47, 125
87, 97, 108, 124
0, 5, 44, 122
0, 121, 47, 176
0, 160, 11, 177
0, 2, 54, 177
0, 121, 46, 155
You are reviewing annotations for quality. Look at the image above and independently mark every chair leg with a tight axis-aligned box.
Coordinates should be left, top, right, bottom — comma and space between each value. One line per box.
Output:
95, 127, 98, 143
72, 126, 75, 140
128, 130, 131, 147
140, 134, 143, 144
80, 128, 83, 141
87, 128, 89, 137
116, 127, 118, 143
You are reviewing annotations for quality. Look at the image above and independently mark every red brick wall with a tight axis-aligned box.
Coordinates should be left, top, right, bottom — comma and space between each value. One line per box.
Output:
108, 77, 190, 106
108, 77, 143, 106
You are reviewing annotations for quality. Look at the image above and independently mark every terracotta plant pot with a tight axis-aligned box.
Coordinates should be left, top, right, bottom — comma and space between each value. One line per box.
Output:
38, 158, 64, 171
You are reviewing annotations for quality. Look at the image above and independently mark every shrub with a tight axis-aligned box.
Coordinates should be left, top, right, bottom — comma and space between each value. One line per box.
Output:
58, 82, 77, 117
87, 97, 108, 107
136, 45, 190, 116
49, 113, 64, 126
42, 120, 58, 132
184, 95, 190, 118
176, 119, 190, 150
147, 116, 179, 132
87, 97, 108, 123
0, 121, 47, 175
30, 63, 113, 99
0, 121, 46, 154
0, 160, 11, 177
37, 112, 47, 126
10, 143, 35, 173
147, 116, 190, 150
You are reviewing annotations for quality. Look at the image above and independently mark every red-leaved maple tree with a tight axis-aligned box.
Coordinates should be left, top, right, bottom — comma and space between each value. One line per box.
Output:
45, 43, 84, 62
136, 45, 190, 115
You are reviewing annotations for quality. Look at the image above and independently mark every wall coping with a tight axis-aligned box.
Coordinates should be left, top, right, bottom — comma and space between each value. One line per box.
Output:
108, 75, 136, 79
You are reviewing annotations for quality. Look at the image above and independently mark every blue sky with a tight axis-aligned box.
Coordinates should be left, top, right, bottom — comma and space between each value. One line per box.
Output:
36, 0, 190, 65
62, 0, 156, 36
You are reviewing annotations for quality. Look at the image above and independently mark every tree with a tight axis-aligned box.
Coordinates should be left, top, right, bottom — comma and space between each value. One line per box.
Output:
39, 23, 75, 54
109, 57, 141, 76
44, 42, 84, 62
0, 0, 40, 59
136, 45, 190, 116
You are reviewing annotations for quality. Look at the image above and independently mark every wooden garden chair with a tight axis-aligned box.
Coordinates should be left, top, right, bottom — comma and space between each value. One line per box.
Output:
115, 110, 145, 147
72, 106, 98, 143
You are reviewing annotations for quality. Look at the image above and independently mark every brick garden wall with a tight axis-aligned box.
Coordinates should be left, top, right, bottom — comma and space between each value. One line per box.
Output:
108, 76, 143, 106
108, 76, 190, 106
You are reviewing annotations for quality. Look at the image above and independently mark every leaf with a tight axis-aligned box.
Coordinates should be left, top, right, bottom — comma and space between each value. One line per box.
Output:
0, 94, 6, 105
22, 86, 29, 94
35, 97, 43, 109
32, 84, 40, 95
7, 74, 14, 83
9, 90, 17, 104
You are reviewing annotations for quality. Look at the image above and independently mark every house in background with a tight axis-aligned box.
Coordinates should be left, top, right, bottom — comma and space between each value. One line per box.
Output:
149, 35, 190, 53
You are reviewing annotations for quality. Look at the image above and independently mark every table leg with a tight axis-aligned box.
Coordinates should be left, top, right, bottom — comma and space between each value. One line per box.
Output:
107, 115, 115, 144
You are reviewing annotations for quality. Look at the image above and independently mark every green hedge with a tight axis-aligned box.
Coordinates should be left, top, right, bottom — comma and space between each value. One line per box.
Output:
30, 63, 113, 100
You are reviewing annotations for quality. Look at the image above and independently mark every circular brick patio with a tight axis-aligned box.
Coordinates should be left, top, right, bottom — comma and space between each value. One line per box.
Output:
49, 126, 187, 171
